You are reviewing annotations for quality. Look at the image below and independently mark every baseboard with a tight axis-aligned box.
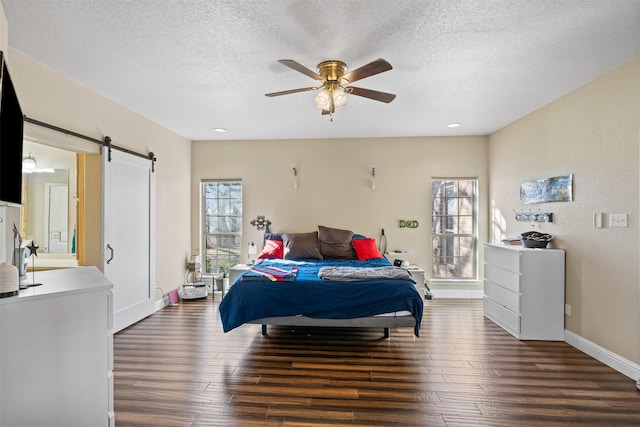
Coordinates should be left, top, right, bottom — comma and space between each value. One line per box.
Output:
564, 330, 640, 383
155, 295, 169, 311
430, 289, 483, 299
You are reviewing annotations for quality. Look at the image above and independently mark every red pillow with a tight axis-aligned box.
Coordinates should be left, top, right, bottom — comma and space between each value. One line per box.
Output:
257, 239, 284, 259
352, 238, 384, 260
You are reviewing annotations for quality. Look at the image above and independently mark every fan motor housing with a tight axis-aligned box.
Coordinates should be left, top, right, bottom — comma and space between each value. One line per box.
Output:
317, 60, 347, 82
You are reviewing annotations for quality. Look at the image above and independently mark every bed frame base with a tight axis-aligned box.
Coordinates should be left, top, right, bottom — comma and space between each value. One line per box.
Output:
258, 324, 389, 337
249, 315, 415, 338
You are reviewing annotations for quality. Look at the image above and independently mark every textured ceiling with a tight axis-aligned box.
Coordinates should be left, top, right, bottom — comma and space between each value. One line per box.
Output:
3, 0, 640, 141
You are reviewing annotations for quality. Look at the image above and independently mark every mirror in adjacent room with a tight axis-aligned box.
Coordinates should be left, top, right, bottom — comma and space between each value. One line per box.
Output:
21, 140, 78, 268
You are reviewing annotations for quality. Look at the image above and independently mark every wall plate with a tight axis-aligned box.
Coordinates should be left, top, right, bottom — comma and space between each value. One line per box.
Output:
608, 213, 628, 227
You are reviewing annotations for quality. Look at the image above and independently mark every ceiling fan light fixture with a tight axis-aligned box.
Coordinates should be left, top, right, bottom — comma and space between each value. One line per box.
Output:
333, 86, 347, 109
314, 88, 331, 110
266, 58, 395, 118
314, 85, 348, 111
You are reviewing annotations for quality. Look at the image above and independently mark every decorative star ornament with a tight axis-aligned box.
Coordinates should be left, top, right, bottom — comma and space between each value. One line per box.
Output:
21, 241, 44, 288
27, 241, 39, 257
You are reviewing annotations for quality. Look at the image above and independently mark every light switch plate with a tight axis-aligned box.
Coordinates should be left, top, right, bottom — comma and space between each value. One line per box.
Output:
593, 213, 603, 228
608, 213, 628, 227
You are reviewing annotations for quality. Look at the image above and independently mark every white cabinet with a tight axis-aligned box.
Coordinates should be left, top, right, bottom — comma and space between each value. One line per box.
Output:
227, 264, 252, 295
483, 244, 565, 340
405, 265, 428, 300
0, 267, 114, 426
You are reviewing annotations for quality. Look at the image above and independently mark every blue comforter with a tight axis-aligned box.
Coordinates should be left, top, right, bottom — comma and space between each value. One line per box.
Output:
219, 258, 423, 336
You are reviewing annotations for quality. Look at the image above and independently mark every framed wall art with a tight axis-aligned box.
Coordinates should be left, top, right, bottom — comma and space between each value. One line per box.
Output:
520, 174, 573, 204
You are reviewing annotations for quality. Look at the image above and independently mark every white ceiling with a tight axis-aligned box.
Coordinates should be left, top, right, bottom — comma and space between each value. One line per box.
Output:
3, 0, 640, 141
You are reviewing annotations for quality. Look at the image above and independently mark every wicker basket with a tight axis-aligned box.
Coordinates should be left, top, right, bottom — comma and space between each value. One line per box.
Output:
520, 231, 553, 248
521, 238, 550, 248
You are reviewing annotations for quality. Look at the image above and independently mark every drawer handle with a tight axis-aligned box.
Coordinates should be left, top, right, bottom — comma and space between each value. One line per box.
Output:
106, 244, 114, 264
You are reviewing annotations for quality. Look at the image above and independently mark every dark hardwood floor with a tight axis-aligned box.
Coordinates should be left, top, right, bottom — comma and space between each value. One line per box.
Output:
113, 296, 639, 426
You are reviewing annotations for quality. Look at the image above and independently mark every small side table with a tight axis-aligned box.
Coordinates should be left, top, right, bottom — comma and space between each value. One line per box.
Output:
226, 264, 252, 296
405, 265, 432, 300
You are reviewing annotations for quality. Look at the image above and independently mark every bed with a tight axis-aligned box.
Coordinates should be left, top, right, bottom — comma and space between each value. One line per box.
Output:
219, 227, 423, 338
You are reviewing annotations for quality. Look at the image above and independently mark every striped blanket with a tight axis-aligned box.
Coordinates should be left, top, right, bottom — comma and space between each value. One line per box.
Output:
241, 265, 298, 282
318, 266, 414, 282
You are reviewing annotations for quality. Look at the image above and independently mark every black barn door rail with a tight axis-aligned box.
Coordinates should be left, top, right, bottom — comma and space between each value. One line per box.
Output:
24, 115, 157, 172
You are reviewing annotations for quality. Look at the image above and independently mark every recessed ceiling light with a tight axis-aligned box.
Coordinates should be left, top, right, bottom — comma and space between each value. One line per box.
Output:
213, 128, 227, 133
447, 123, 461, 128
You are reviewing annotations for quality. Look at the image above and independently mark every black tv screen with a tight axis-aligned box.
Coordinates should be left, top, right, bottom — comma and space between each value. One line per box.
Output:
0, 51, 24, 206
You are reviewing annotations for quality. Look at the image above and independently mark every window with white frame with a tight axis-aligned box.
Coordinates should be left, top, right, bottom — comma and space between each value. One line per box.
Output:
431, 178, 477, 280
201, 180, 242, 274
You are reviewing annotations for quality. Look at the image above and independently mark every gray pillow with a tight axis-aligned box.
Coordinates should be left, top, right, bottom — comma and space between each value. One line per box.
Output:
282, 232, 323, 260
318, 225, 354, 260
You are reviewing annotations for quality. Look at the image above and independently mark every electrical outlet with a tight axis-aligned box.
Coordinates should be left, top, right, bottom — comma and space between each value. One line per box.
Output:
565, 304, 571, 316
608, 213, 628, 227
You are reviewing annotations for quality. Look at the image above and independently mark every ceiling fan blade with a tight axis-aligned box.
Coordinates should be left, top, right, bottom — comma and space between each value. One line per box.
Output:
341, 58, 392, 84
265, 87, 318, 97
278, 59, 324, 81
347, 86, 396, 103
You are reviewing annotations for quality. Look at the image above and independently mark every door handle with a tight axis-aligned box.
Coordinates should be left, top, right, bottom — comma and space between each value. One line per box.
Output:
106, 244, 114, 264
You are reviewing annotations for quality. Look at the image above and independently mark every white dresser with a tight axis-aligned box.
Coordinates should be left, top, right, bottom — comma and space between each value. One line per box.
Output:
0, 267, 114, 426
483, 244, 565, 340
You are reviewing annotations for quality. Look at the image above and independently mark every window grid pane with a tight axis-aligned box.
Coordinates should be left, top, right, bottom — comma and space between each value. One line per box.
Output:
202, 181, 242, 274
431, 179, 477, 280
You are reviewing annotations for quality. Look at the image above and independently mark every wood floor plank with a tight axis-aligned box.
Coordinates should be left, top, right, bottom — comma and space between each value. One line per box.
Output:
113, 297, 639, 426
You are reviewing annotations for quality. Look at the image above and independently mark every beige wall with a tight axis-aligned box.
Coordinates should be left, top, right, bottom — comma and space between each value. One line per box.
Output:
0, 5, 7, 55
191, 136, 489, 290
6, 49, 192, 298
489, 57, 640, 365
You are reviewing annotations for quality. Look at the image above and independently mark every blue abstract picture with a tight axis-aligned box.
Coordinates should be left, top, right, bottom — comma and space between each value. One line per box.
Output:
520, 174, 573, 204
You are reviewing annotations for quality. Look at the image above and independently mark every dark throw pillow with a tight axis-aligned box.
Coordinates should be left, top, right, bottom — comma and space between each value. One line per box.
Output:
318, 225, 354, 260
263, 232, 283, 241
282, 232, 323, 260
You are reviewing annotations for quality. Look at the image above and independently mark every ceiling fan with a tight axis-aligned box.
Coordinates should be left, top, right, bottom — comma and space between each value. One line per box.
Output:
265, 58, 396, 119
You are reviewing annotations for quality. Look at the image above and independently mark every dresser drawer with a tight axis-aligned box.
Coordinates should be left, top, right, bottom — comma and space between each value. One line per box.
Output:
484, 297, 520, 334
484, 280, 520, 313
484, 246, 520, 272
484, 263, 521, 293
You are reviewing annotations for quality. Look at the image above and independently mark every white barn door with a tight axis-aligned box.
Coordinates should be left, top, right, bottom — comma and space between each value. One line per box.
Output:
103, 149, 156, 332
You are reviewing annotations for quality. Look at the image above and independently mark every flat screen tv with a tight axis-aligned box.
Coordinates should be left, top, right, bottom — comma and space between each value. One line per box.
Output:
0, 50, 24, 206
